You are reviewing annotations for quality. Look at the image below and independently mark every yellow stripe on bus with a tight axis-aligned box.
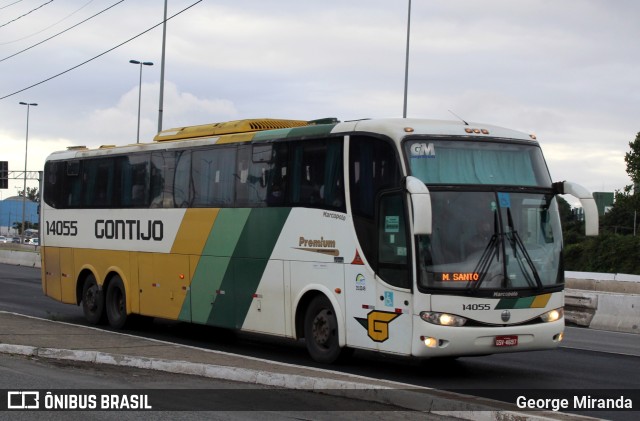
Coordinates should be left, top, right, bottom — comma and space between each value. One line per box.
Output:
531, 293, 552, 308
171, 208, 220, 255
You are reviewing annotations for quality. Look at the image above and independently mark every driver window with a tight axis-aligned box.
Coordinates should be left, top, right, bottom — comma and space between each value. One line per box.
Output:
377, 191, 410, 289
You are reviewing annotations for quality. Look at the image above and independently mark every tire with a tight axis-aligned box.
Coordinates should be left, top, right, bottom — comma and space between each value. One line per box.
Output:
81, 273, 105, 325
304, 295, 344, 364
105, 276, 129, 329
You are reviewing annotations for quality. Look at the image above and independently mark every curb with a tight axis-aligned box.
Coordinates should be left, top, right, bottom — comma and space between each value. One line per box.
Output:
0, 342, 596, 420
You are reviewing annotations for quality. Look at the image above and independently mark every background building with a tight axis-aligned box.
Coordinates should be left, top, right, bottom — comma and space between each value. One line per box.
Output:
0, 196, 38, 236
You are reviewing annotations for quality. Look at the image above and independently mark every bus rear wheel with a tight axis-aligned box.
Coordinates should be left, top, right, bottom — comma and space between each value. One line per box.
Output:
105, 276, 128, 329
81, 274, 105, 325
304, 295, 343, 364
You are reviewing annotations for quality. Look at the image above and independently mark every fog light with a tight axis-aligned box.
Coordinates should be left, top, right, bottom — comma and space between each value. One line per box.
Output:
554, 332, 564, 342
421, 336, 438, 348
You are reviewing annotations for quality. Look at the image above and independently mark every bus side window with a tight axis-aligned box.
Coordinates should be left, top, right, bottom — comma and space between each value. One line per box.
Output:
120, 154, 149, 208
266, 143, 288, 206
173, 150, 192, 208
43, 161, 62, 208
289, 138, 344, 211
151, 149, 199, 208
236, 145, 268, 207
82, 158, 116, 208
193, 147, 235, 207
150, 151, 175, 208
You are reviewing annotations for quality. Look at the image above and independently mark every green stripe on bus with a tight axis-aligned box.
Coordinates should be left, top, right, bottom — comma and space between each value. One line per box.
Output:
206, 207, 291, 328
495, 296, 536, 309
286, 124, 337, 138
252, 128, 293, 141
182, 208, 252, 324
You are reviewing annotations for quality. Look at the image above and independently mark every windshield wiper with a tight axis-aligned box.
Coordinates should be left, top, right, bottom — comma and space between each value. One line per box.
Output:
506, 208, 543, 289
470, 211, 501, 291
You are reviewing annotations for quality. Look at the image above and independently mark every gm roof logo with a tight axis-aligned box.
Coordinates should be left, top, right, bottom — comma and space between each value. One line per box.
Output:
409, 143, 436, 158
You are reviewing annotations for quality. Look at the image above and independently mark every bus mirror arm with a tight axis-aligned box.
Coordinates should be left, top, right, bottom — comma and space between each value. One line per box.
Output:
558, 181, 599, 236
405, 176, 432, 235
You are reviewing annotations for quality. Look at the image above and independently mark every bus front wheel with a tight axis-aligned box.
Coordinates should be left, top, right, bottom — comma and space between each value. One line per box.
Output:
105, 276, 128, 329
304, 295, 343, 364
81, 274, 105, 325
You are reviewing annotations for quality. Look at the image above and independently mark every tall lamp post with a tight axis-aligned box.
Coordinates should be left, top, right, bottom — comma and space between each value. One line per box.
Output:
129, 59, 154, 143
403, 0, 411, 118
19, 101, 37, 244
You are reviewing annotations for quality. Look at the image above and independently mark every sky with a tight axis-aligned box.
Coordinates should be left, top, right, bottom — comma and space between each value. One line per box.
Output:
1, 0, 638, 203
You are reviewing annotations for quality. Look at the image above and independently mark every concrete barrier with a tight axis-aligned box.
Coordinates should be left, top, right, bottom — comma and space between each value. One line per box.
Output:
0, 248, 40, 268
565, 272, 640, 335
564, 290, 597, 327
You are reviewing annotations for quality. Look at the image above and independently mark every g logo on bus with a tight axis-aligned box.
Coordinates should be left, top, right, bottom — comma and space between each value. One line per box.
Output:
355, 311, 400, 343
501, 310, 511, 322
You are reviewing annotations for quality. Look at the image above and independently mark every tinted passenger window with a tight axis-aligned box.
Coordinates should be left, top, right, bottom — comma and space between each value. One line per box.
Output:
192, 147, 235, 207
290, 138, 344, 211
82, 158, 116, 208
121, 154, 150, 207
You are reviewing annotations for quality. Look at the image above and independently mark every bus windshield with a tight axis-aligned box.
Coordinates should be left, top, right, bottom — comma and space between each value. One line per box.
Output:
417, 191, 563, 292
404, 139, 552, 187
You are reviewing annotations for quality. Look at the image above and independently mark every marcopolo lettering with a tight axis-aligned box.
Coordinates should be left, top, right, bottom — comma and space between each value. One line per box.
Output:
95, 219, 163, 241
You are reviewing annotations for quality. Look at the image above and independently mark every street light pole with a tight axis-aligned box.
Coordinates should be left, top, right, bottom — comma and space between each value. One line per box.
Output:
19, 101, 37, 244
129, 59, 154, 143
403, 0, 412, 118
158, 0, 168, 134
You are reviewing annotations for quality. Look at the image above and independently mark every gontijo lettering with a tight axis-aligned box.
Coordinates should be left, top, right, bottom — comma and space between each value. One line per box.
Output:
95, 219, 163, 241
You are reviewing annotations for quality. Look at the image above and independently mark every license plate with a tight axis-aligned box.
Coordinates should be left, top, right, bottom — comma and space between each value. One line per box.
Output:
495, 335, 518, 347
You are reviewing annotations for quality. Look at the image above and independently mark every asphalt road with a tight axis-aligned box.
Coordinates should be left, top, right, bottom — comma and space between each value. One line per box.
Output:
1, 263, 638, 420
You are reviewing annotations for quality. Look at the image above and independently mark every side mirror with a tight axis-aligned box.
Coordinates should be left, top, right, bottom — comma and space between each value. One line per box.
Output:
555, 181, 599, 236
406, 176, 432, 235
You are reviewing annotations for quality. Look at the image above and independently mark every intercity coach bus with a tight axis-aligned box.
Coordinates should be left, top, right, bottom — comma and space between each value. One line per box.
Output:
41, 117, 598, 363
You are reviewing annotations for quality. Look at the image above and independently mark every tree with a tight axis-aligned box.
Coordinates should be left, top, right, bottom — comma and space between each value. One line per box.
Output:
12, 221, 39, 235
601, 131, 640, 234
564, 131, 640, 274
16, 186, 39, 202
624, 132, 640, 190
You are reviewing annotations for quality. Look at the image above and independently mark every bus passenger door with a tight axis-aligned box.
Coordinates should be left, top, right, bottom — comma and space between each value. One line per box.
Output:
345, 191, 413, 355
373, 191, 413, 355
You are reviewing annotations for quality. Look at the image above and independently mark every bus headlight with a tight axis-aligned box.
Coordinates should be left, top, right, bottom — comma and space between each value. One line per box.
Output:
540, 308, 563, 323
420, 311, 467, 327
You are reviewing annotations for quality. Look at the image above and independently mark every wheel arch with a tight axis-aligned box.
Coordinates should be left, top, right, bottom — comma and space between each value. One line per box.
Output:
294, 286, 346, 347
